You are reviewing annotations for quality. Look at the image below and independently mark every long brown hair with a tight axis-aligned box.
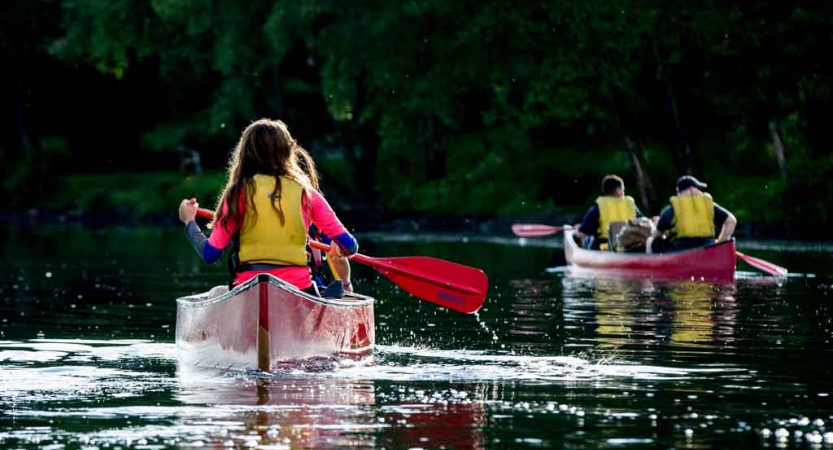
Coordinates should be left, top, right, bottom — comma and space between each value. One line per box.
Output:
214, 119, 318, 229
295, 146, 321, 191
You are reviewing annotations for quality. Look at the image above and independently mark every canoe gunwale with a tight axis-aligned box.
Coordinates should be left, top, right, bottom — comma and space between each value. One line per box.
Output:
176, 273, 374, 309
563, 224, 736, 262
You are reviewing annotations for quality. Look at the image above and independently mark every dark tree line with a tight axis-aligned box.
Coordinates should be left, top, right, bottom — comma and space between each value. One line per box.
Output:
2, 0, 832, 233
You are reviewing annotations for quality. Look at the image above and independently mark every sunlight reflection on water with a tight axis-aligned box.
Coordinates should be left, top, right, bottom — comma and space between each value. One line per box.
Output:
2, 227, 833, 449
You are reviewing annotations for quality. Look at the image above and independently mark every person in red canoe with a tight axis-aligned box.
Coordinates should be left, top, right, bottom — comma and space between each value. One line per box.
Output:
648, 175, 737, 253
574, 174, 644, 250
177, 118, 358, 296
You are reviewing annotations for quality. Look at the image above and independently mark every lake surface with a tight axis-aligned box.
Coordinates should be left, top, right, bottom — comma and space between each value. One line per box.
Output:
1, 225, 832, 449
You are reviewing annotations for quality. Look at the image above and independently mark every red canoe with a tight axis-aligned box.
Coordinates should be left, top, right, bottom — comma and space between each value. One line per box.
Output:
563, 226, 736, 281
176, 274, 374, 372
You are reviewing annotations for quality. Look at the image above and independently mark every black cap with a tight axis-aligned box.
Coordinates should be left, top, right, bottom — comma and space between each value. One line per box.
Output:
676, 175, 708, 191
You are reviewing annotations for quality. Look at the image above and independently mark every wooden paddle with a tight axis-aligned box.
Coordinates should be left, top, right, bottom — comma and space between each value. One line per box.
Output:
195, 207, 488, 314
736, 251, 788, 277
512, 223, 564, 237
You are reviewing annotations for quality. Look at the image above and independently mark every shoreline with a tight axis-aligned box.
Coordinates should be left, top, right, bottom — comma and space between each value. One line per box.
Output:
1, 207, 829, 242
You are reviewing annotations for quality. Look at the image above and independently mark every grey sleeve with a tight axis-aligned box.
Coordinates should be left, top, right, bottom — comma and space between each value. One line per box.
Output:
183, 220, 209, 262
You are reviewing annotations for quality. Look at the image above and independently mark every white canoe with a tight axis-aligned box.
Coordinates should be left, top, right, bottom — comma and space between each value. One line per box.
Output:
176, 273, 375, 371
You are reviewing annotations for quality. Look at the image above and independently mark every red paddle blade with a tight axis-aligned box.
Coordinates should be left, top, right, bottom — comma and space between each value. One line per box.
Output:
357, 255, 488, 314
736, 251, 788, 277
512, 223, 563, 237
309, 240, 487, 313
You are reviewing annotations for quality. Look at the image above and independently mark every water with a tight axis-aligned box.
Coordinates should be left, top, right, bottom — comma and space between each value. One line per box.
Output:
2, 225, 833, 449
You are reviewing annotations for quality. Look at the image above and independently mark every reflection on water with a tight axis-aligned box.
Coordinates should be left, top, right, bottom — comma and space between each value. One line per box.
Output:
508, 270, 790, 370
0, 340, 496, 449
176, 366, 378, 406
176, 368, 381, 448
2, 226, 833, 449
667, 282, 736, 347
508, 274, 744, 361
560, 277, 741, 352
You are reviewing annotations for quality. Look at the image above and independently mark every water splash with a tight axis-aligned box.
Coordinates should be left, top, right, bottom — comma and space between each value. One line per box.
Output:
472, 311, 499, 342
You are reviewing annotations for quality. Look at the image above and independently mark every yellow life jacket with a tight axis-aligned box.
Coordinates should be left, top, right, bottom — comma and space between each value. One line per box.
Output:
596, 195, 637, 239
670, 193, 715, 239
237, 175, 307, 267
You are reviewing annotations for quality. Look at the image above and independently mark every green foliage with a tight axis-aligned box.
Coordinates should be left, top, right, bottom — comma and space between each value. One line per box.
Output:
3, 0, 831, 230
142, 112, 215, 152
46, 171, 225, 217
782, 154, 833, 224
2, 137, 70, 208
709, 176, 786, 225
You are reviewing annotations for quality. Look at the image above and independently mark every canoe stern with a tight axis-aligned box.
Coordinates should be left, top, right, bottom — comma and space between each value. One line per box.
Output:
175, 274, 375, 371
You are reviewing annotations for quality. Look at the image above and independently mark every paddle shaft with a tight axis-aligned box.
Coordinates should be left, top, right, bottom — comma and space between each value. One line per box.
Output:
196, 207, 213, 220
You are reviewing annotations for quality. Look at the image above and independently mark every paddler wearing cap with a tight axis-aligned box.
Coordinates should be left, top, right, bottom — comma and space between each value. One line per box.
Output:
648, 175, 737, 253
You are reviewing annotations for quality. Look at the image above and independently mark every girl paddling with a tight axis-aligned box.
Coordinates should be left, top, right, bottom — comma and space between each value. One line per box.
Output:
177, 118, 358, 295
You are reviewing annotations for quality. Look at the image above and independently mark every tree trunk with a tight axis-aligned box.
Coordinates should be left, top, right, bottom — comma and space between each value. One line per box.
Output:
768, 119, 787, 180
419, 115, 445, 181
332, 78, 379, 209
666, 85, 697, 176
624, 135, 658, 214
339, 123, 359, 170
176, 146, 203, 174
356, 117, 378, 207
14, 83, 32, 155
353, 79, 378, 207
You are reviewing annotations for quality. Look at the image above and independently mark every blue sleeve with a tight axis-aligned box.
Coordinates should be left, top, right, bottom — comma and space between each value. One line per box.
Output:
316, 231, 333, 245
578, 205, 600, 235
203, 242, 223, 264
184, 221, 224, 264
333, 232, 359, 255
635, 206, 644, 218
656, 206, 674, 232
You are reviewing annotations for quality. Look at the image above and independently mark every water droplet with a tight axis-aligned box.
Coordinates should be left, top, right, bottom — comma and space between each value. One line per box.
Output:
775, 428, 789, 440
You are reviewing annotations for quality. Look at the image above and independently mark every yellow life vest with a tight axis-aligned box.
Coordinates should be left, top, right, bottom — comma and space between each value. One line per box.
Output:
596, 195, 637, 239
670, 193, 715, 239
237, 174, 307, 267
